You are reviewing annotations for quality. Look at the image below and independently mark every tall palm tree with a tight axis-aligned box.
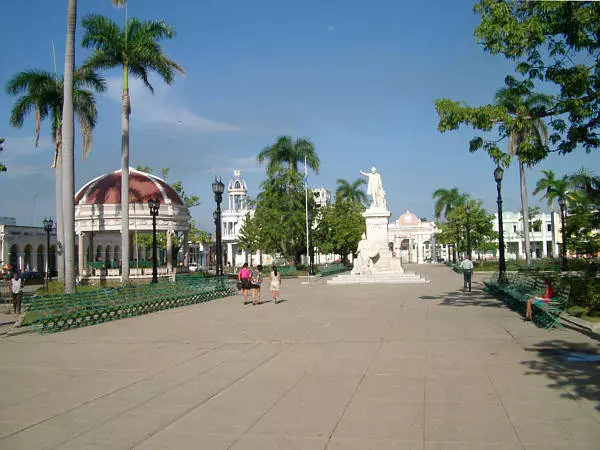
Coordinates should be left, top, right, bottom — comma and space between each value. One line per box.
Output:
257, 136, 320, 178
335, 178, 367, 205
60, 0, 126, 293
81, 14, 184, 284
495, 88, 551, 265
432, 188, 468, 262
6, 68, 105, 280
533, 169, 570, 258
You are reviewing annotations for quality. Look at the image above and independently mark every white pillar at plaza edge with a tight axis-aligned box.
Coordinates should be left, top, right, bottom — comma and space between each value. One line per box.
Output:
227, 242, 234, 266
418, 241, 424, 264
183, 231, 189, 267
78, 232, 85, 275
166, 230, 173, 273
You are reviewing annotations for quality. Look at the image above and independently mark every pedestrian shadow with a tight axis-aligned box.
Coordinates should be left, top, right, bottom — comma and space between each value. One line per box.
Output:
273, 299, 287, 304
520, 339, 600, 411
419, 289, 506, 308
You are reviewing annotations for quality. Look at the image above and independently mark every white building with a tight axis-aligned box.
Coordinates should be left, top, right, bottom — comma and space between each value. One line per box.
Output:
388, 211, 440, 264
312, 188, 331, 208
492, 211, 562, 260
0, 224, 57, 273
221, 170, 265, 267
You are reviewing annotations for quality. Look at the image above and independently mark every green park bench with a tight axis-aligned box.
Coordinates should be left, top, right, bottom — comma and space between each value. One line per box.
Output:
278, 266, 297, 277
317, 263, 347, 277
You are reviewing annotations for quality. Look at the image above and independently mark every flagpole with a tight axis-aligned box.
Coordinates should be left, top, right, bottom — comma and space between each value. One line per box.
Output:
304, 157, 311, 282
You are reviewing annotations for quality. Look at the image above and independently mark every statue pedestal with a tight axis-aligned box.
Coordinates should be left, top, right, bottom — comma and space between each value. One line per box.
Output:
363, 206, 404, 274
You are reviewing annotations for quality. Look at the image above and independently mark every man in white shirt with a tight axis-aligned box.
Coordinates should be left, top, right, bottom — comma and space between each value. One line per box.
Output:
460, 256, 474, 292
10, 272, 23, 314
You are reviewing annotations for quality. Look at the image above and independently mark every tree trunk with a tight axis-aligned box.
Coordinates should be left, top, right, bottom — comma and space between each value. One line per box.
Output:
550, 203, 556, 258
54, 143, 64, 281
61, 0, 77, 293
519, 160, 531, 265
121, 83, 130, 284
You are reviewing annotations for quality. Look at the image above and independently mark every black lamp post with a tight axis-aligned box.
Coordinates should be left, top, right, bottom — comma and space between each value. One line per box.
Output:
43, 217, 53, 286
558, 196, 567, 272
494, 166, 506, 282
148, 198, 160, 283
212, 177, 225, 276
465, 204, 472, 260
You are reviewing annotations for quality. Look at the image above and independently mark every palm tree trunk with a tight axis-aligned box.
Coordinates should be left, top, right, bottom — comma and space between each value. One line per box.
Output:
121, 64, 130, 284
61, 0, 77, 293
550, 203, 556, 258
54, 140, 64, 281
519, 160, 531, 265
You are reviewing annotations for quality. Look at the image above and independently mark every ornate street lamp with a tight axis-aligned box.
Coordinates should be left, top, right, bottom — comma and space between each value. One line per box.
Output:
43, 217, 53, 287
212, 177, 225, 276
465, 204, 472, 260
494, 166, 506, 282
558, 196, 567, 271
148, 198, 160, 283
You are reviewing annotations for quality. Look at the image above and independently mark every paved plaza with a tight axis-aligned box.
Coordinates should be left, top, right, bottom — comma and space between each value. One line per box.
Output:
0, 265, 599, 449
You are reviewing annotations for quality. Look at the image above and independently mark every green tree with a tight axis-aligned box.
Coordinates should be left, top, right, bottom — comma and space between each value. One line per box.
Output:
565, 169, 600, 258
81, 13, 184, 284
246, 169, 316, 263
257, 136, 320, 178
6, 68, 105, 281
533, 169, 570, 257
0, 138, 6, 173
238, 212, 261, 262
313, 200, 365, 265
432, 188, 469, 262
134, 165, 200, 209
473, 0, 600, 154
335, 178, 367, 205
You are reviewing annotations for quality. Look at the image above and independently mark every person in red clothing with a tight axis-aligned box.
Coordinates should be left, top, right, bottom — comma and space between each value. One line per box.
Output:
238, 263, 252, 305
525, 276, 554, 321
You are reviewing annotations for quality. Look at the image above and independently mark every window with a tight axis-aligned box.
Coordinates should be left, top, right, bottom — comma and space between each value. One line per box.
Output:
513, 225, 517, 233
547, 224, 552, 232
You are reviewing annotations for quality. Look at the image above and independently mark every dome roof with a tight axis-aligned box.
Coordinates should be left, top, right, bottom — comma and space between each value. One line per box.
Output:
228, 169, 247, 191
75, 168, 184, 206
397, 210, 420, 225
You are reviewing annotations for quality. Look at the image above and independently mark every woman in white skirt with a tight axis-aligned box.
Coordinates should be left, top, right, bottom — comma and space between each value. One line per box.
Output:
270, 265, 281, 303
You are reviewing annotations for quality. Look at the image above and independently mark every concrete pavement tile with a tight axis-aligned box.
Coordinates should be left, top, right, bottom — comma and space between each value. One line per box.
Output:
354, 374, 425, 402
524, 444, 600, 450
327, 438, 424, 450
425, 441, 523, 449
134, 431, 237, 450
425, 401, 520, 444
426, 374, 498, 403
0, 424, 74, 450
230, 435, 328, 449
0, 421, 29, 439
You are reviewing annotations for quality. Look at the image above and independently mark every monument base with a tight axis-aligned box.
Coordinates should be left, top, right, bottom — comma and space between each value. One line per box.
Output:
357, 206, 405, 275
327, 271, 429, 285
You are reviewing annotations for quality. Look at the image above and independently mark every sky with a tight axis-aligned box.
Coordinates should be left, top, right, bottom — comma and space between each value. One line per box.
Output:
1, 0, 598, 231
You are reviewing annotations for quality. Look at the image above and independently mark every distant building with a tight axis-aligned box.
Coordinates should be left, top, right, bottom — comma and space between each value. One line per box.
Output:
388, 211, 438, 263
311, 188, 331, 208
0, 224, 57, 273
0, 217, 16, 226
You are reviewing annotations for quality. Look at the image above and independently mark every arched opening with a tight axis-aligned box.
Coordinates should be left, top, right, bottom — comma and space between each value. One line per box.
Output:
105, 245, 112, 265
235, 180, 241, 189
9, 245, 19, 271
37, 245, 45, 272
96, 245, 103, 262
49, 245, 57, 275
423, 240, 432, 260
24, 244, 33, 271
114, 245, 120, 264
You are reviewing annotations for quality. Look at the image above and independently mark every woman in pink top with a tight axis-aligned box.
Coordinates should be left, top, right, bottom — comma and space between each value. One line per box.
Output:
238, 263, 252, 305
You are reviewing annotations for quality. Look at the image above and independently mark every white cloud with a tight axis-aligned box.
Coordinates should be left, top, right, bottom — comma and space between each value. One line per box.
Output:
327, 25, 335, 32
104, 77, 241, 133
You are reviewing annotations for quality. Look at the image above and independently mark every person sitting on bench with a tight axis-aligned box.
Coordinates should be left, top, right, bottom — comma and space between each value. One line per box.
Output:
525, 276, 554, 321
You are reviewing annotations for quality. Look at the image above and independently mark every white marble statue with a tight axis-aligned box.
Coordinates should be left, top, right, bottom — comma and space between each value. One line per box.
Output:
359, 166, 386, 209
351, 233, 379, 275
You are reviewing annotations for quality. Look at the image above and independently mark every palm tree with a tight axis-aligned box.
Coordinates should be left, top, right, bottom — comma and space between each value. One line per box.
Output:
257, 136, 320, 178
59, 0, 127, 293
336, 178, 367, 205
432, 188, 468, 262
533, 169, 570, 258
6, 68, 105, 281
81, 14, 184, 284
495, 88, 551, 265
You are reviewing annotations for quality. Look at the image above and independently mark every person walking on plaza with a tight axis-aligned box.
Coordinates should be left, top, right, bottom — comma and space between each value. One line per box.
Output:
460, 256, 474, 292
238, 263, 252, 305
251, 265, 263, 305
270, 265, 281, 303
10, 272, 23, 314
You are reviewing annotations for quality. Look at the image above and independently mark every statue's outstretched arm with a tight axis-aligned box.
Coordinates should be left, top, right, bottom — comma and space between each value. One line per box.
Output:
359, 170, 368, 177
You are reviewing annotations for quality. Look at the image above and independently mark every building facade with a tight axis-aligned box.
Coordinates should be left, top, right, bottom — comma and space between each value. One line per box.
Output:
0, 224, 57, 273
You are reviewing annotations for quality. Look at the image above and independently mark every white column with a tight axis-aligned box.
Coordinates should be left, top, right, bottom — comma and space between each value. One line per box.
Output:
418, 241, 424, 264
183, 231, 190, 267
166, 230, 173, 273
78, 232, 85, 275
227, 242, 234, 266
